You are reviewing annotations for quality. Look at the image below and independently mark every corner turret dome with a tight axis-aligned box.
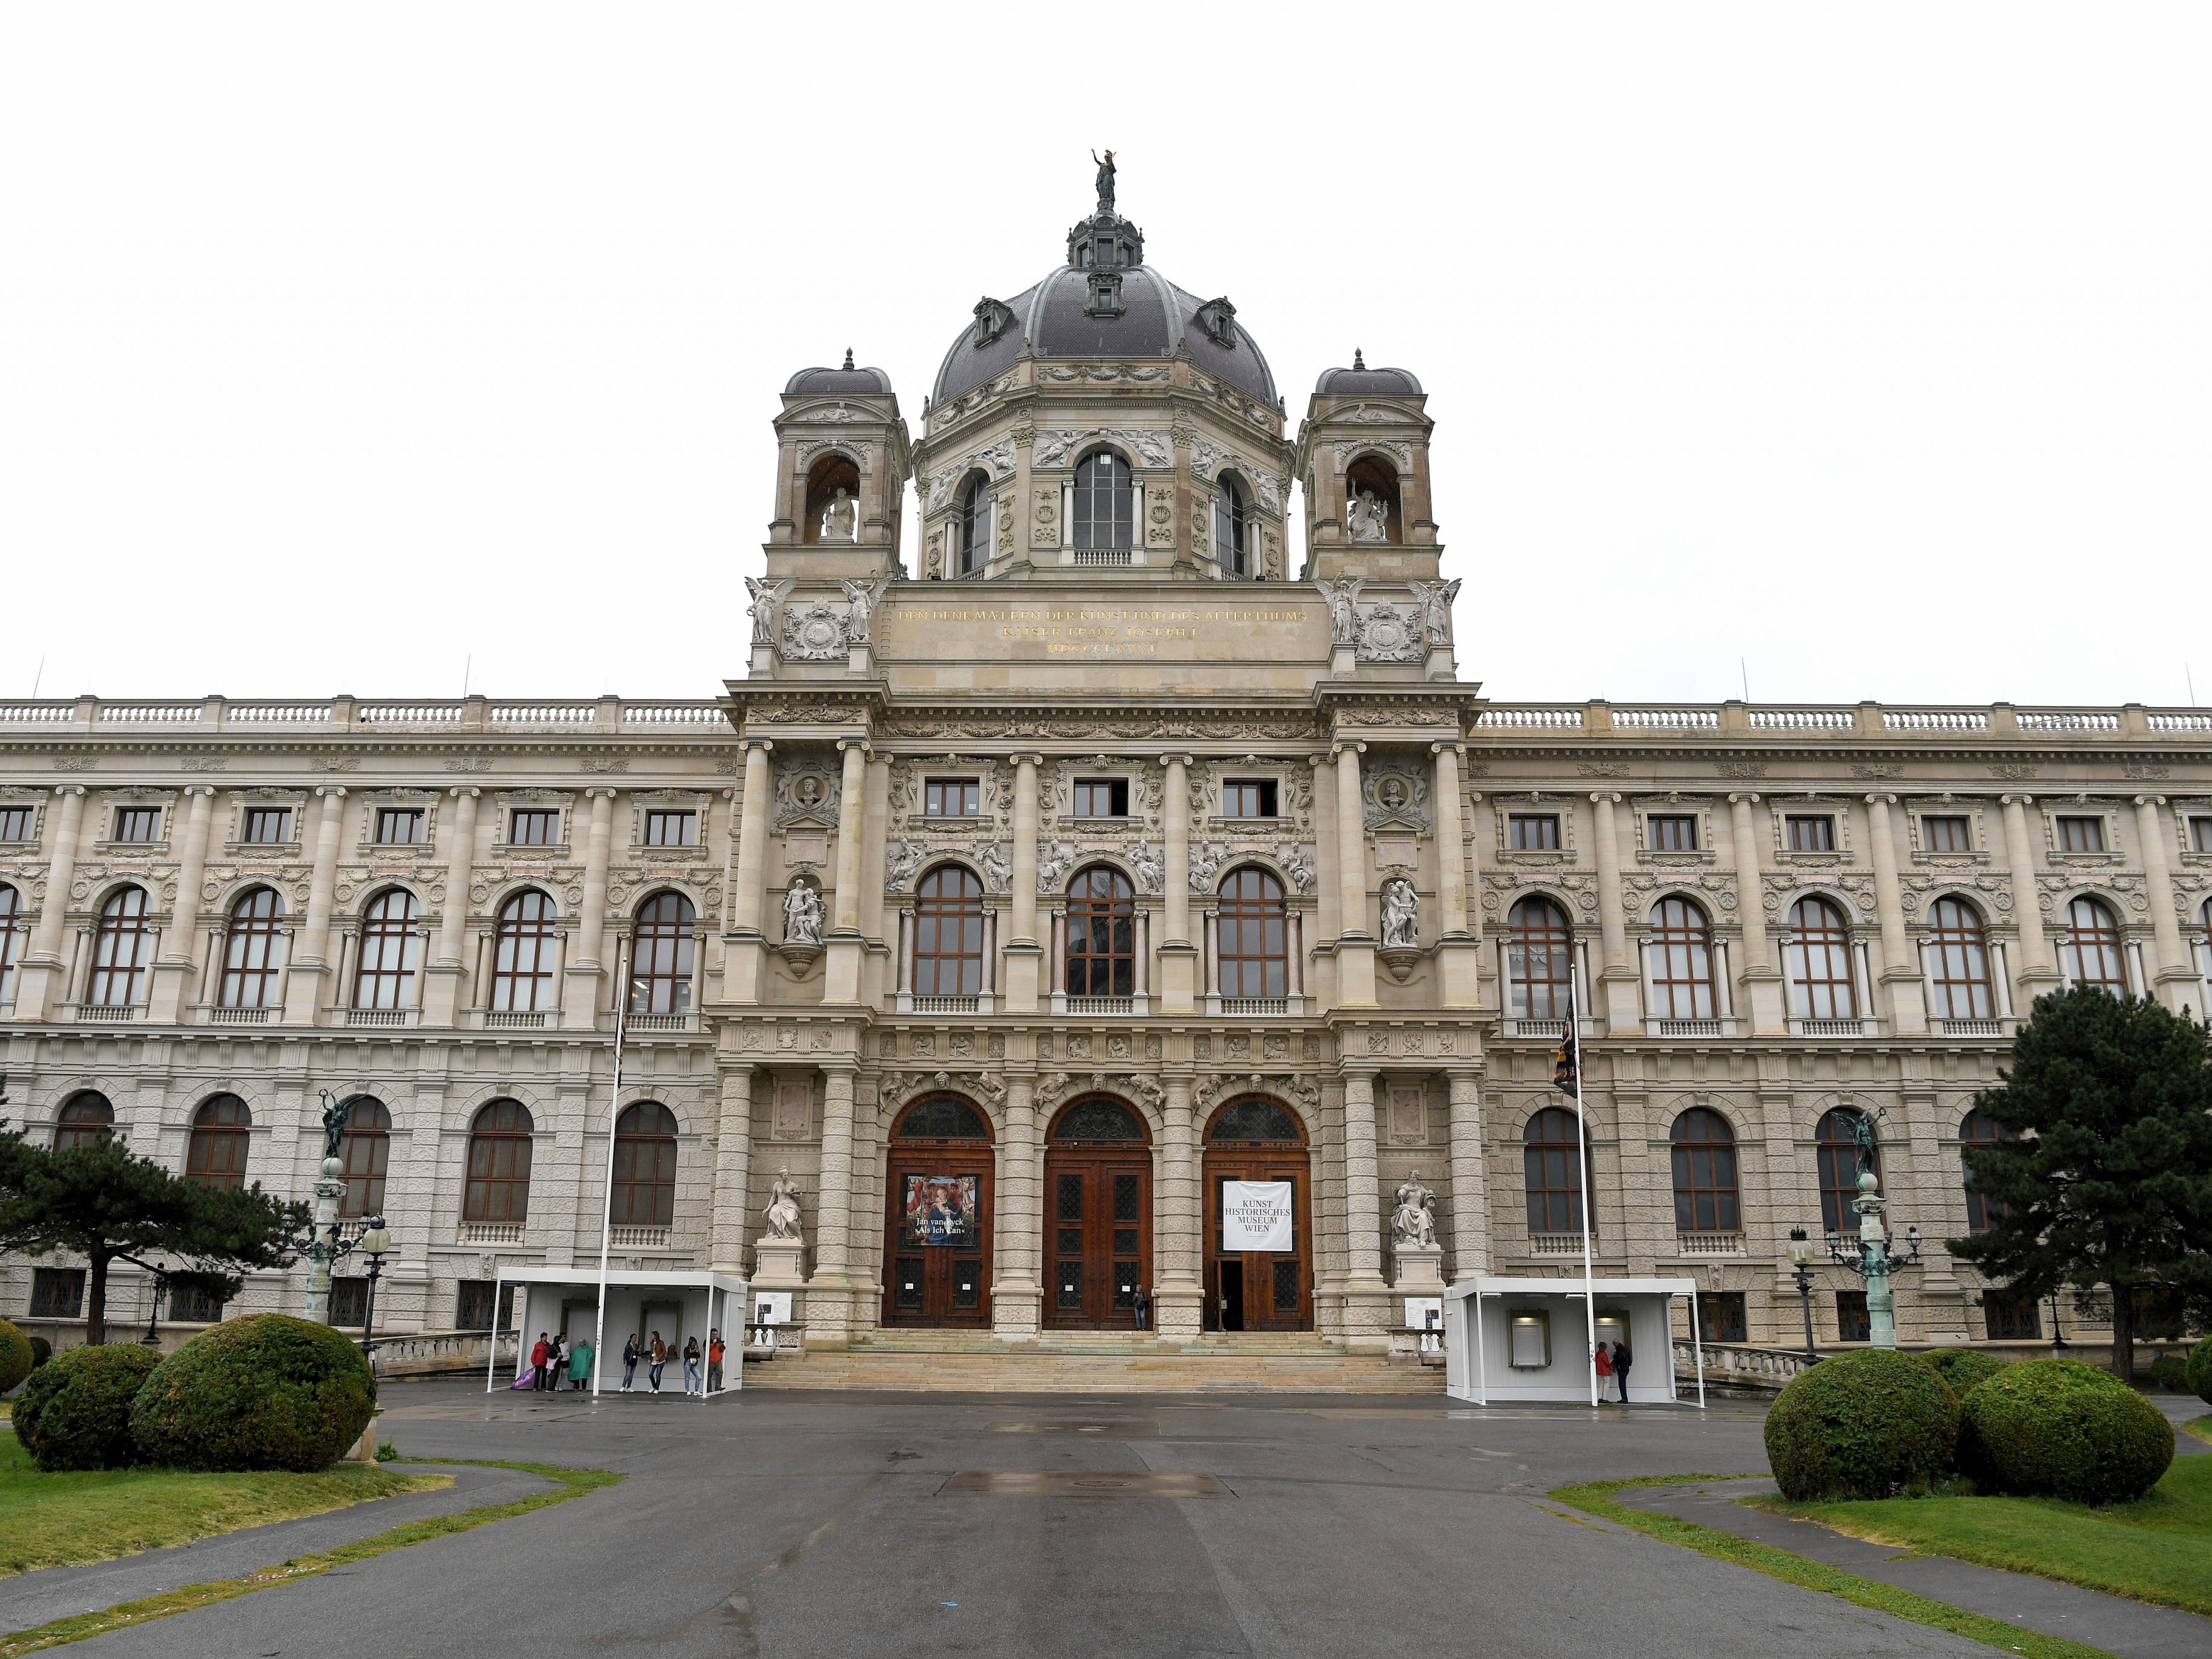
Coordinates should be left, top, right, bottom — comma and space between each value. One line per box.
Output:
1313, 349, 1422, 396
786, 349, 894, 396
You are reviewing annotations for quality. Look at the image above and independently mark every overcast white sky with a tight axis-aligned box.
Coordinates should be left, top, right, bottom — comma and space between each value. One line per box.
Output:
3, 4, 2205, 709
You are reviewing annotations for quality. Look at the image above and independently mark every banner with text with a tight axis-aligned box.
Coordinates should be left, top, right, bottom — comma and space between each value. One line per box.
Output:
1221, 1182, 1295, 1252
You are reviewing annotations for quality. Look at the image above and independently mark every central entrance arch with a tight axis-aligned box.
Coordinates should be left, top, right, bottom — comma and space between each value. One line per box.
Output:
1043, 1096, 1152, 1329
882, 1095, 994, 1327
1202, 1096, 1313, 1332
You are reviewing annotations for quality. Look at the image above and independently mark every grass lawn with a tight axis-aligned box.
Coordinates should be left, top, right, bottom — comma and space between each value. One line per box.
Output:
0, 1428, 446, 1578
1762, 1448, 2212, 1616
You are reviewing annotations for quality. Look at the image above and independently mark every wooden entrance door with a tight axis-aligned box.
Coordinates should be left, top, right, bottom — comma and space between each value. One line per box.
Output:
881, 1095, 994, 1328
1201, 1096, 1312, 1333
1043, 1096, 1153, 1330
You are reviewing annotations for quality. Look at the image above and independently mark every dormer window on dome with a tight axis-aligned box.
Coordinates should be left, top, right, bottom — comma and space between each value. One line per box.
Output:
1084, 270, 1125, 318
973, 296, 1015, 347
1197, 296, 1238, 347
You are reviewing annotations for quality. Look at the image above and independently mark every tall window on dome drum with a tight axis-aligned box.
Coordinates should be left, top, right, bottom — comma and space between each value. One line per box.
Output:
1214, 476, 1248, 576
959, 476, 990, 575
1072, 451, 1132, 550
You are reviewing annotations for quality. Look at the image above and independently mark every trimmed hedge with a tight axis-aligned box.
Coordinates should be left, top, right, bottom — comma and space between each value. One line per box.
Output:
11, 1344, 162, 1471
132, 1314, 377, 1473
1959, 1357, 2174, 1504
0, 1318, 32, 1396
1917, 1347, 2008, 1398
1765, 1349, 1961, 1500
2188, 1336, 2212, 1406
2146, 1353, 2190, 1392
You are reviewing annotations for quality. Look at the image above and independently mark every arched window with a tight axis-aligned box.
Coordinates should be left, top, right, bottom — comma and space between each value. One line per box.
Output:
1785, 898, 1858, 1021
87, 886, 152, 1007
1926, 897, 1994, 1021
1522, 1107, 1594, 1236
1207, 1098, 1305, 1143
463, 1100, 533, 1225
353, 889, 420, 1010
1066, 867, 1134, 996
1214, 473, 1250, 578
219, 887, 287, 1010
2058, 896, 2127, 994
1959, 1107, 2018, 1234
0, 880, 22, 1006
804, 452, 860, 544
957, 473, 991, 576
1648, 897, 1715, 1020
1344, 456, 1401, 543
1217, 867, 1287, 998
1669, 1108, 1739, 1234
491, 889, 558, 1013
629, 891, 696, 1016
185, 1094, 252, 1191
52, 1091, 114, 1151
1072, 450, 1133, 551
1052, 1097, 1148, 1141
1816, 1107, 1878, 1233
337, 1098, 391, 1219
914, 865, 985, 997
893, 1095, 991, 1140
1506, 897, 1574, 1019
612, 1101, 678, 1227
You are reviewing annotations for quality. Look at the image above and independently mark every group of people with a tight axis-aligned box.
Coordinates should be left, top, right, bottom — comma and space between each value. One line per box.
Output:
1592, 1339, 1635, 1404
524, 1327, 728, 1395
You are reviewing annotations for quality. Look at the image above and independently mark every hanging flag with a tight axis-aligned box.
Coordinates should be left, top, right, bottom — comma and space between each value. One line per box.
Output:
1552, 985, 1579, 1096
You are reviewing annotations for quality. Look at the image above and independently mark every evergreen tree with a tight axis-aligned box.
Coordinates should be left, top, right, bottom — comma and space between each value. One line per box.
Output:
1951, 987, 2212, 1381
0, 1129, 308, 1344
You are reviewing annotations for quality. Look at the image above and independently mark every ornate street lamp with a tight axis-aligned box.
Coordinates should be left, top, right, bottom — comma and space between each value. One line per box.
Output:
356, 1216, 392, 1354
1786, 1226, 1820, 1361
294, 1090, 380, 1324
1828, 1166, 1922, 1349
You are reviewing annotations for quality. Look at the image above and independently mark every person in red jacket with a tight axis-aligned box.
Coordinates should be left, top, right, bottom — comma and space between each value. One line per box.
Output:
1593, 1339, 1615, 1403
529, 1333, 552, 1391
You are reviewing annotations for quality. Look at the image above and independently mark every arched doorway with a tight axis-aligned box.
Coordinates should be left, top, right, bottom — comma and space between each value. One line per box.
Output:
1202, 1097, 1312, 1333
882, 1095, 993, 1328
1043, 1096, 1152, 1330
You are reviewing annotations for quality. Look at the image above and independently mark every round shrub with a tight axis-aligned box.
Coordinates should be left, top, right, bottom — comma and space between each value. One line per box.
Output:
1919, 1347, 2008, 1398
0, 1318, 32, 1395
2190, 1336, 2212, 1406
1765, 1349, 1961, 1500
11, 1343, 161, 1471
1960, 1358, 2174, 1504
29, 1335, 53, 1369
132, 1315, 376, 1473
2146, 1353, 2190, 1393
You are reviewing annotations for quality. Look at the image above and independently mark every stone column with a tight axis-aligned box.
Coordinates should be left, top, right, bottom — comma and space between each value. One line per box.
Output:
563, 788, 615, 1029
1340, 1069, 1389, 1343
825, 739, 869, 1002
993, 1076, 1043, 1339
1156, 1072, 1202, 1338
727, 739, 772, 1003
1334, 741, 1377, 1005
1864, 793, 1926, 1033
807, 1064, 857, 1341
1727, 793, 1784, 1035
422, 786, 479, 1025
710, 1066, 754, 1272
282, 787, 347, 1024
1589, 792, 1637, 1027
1433, 745, 1478, 1009
2000, 795, 2057, 998
1445, 1069, 1489, 1284
1159, 753, 1197, 1013
148, 785, 215, 1021
2135, 796, 2191, 1005
1004, 754, 1042, 1011
16, 786, 85, 1018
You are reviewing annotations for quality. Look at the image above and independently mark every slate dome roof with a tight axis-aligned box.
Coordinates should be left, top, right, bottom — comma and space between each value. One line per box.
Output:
1313, 351, 1422, 396
786, 350, 894, 396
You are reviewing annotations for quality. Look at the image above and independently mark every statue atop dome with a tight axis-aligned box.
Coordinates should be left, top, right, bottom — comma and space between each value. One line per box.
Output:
1091, 148, 1117, 213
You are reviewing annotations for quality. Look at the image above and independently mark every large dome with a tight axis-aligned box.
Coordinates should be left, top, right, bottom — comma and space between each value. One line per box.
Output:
932, 208, 1277, 409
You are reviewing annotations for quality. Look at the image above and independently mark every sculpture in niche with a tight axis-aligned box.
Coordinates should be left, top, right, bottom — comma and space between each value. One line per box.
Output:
745, 578, 792, 648
1130, 842, 1164, 894
1036, 840, 1076, 892
838, 577, 889, 644
765, 1168, 804, 1242
1347, 488, 1388, 544
820, 486, 857, 542
1380, 877, 1420, 947
1407, 578, 1461, 648
782, 881, 824, 945
1391, 1171, 1437, 1247
1315, 578, 1364, 647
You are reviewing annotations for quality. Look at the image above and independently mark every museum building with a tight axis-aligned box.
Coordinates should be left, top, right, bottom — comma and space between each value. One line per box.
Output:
4, 176, 2211, 1372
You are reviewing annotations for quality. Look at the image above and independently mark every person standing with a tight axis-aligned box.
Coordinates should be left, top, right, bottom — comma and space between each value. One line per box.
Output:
550, 1333, 569, 1394
1131, 1285, 1150, 1332
706, 1329, 725, 1394
1612, 1339, 1633, 1406
683, 1336, 702, 1395
647, 1330, 667, 1394
568, 1335, 594, 1392
621, 1333, 639, 1392
1593, 1340, 1614, 1403
529, 1333, 551, 1392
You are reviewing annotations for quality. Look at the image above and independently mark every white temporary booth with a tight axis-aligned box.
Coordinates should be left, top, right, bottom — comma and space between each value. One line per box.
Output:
1443, 1276, 1704, 1407
488, 1266, 749, 1398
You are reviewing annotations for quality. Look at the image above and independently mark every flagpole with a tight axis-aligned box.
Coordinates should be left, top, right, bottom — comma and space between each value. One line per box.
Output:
1569, 983, 1597, 1407
590, 937, 631, 1400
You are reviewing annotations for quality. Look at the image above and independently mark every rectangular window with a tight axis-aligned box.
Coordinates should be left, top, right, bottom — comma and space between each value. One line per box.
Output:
1786, 815, 1836, 852
242, 807, 292, 845
1223, 780, 1279, 818
1073, 779, 1129, 818
923, 779, 979, 818
455, 1279, 517, 1333
1698, 1291, 1747, 1344
112, 807, 160, 843
643, 809, 696, 846
374, 808, 425, 845
1982, 1291, 2042, 1342
2055, 815, 2105, 853
0, 806, 32, 841
1834, 1290, 1870, 1343
1921, 814, 1971, 853
1648, 814, 1697, 852
29, 1267, 85, 1319
2191, 816, 2212, 855
1508, 813, 1561, 851
510, 809, 560, 846
169, 1282, 226, 1324
327, 1277, 369, 1328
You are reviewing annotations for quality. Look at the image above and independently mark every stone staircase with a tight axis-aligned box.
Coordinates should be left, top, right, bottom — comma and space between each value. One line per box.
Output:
745, 1330, 1447, 1394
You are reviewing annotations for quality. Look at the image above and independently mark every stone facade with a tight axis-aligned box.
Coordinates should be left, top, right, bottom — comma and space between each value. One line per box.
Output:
5, 190, 2211, 1360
